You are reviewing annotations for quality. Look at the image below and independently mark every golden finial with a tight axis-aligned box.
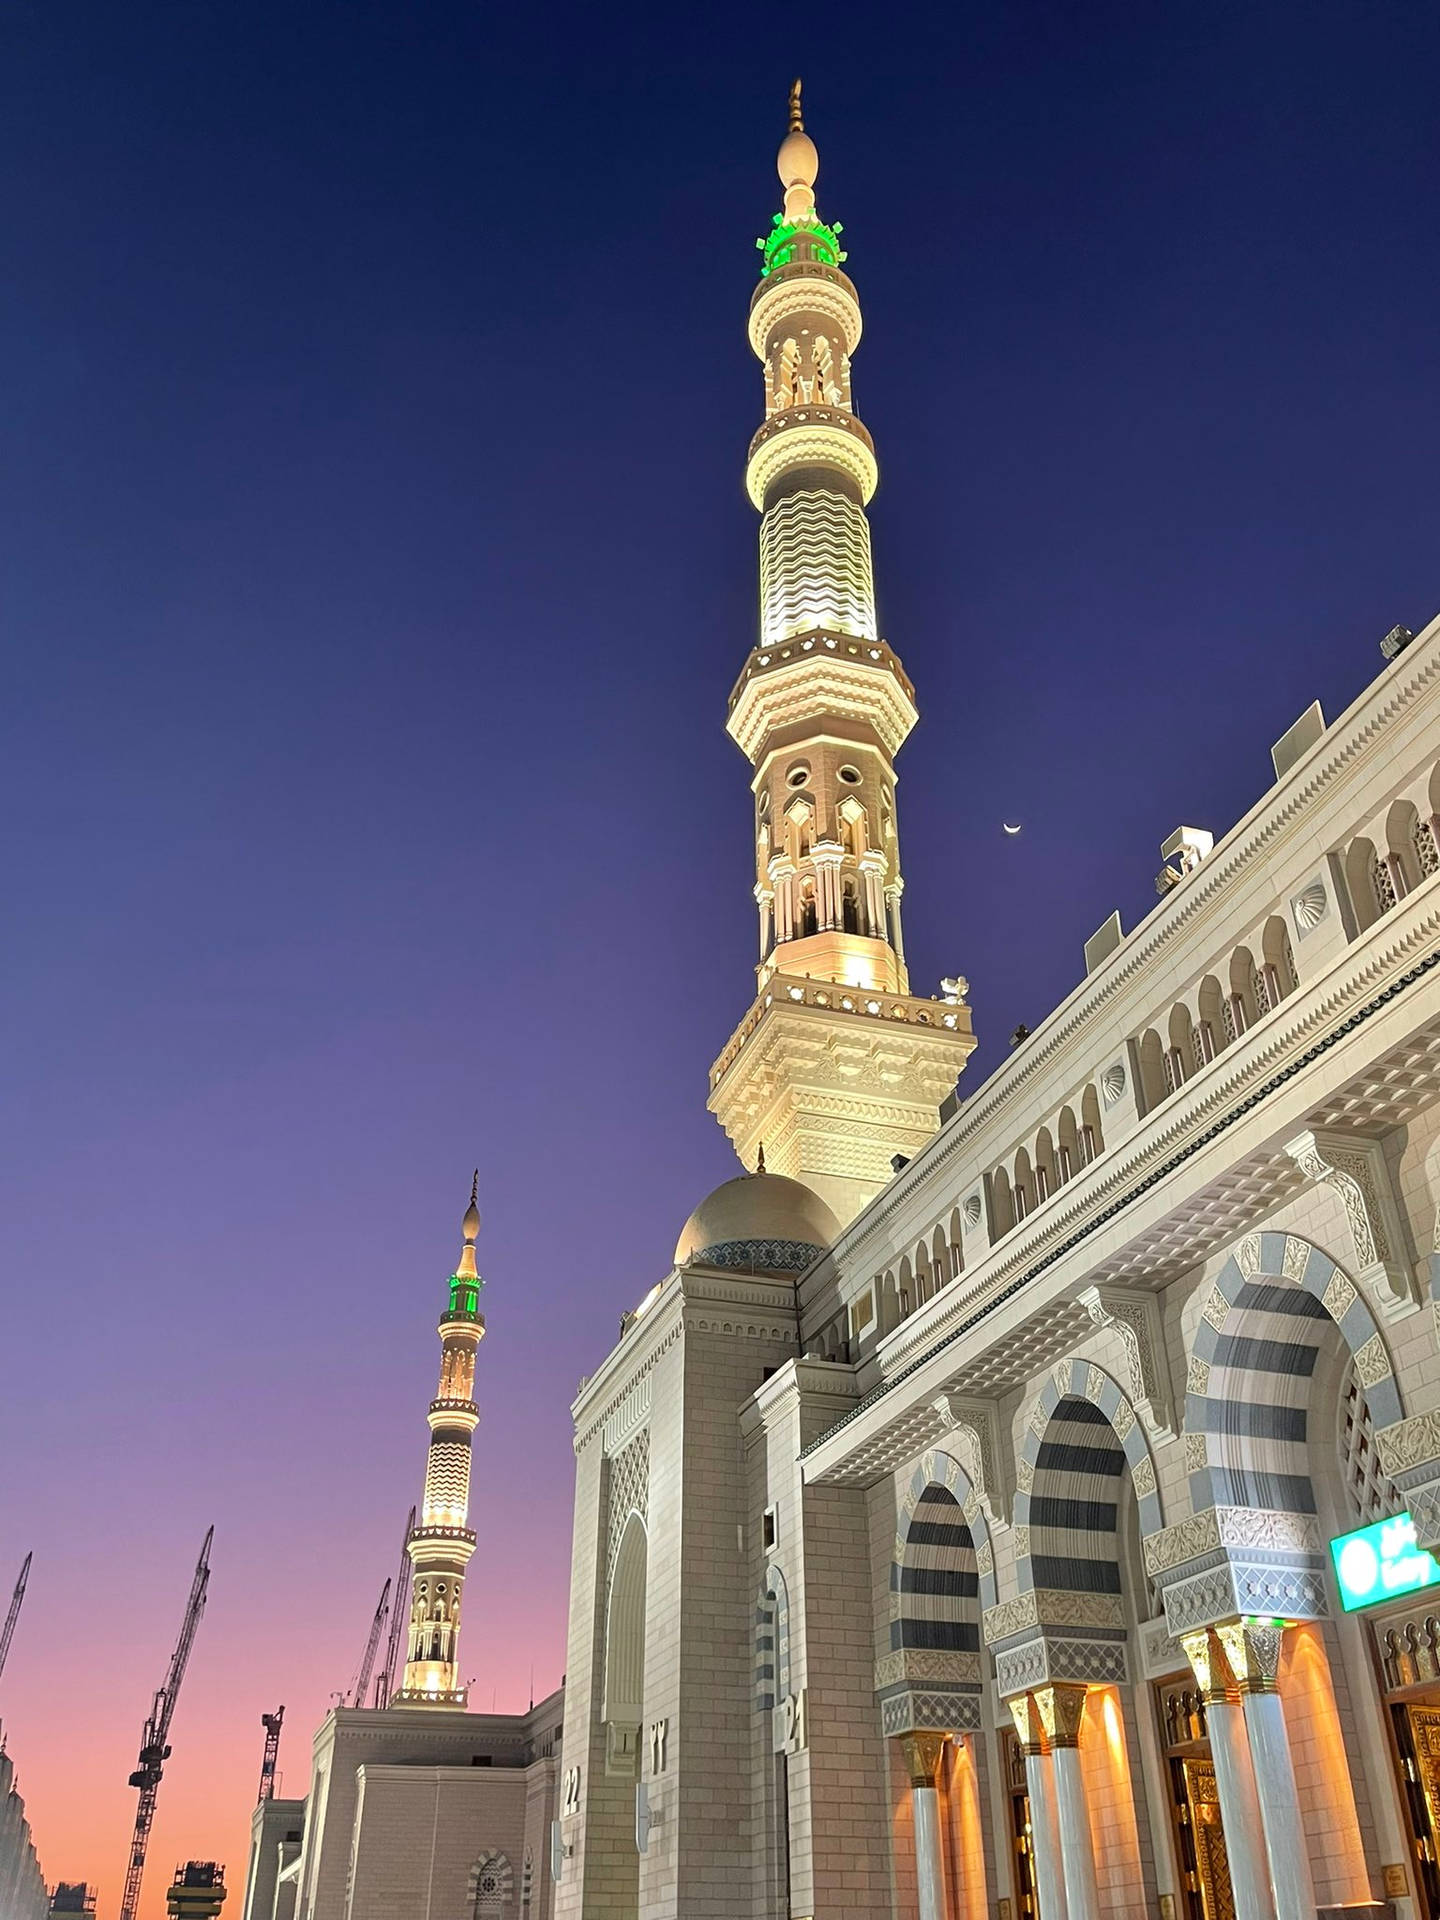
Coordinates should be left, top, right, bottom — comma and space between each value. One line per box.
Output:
457, 1171, 480, 1278
756, 1141, 767, 1174
788, 78, 803, 134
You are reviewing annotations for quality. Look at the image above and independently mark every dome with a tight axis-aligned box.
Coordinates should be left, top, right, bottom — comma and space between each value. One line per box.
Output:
674, 1169, 840, 1276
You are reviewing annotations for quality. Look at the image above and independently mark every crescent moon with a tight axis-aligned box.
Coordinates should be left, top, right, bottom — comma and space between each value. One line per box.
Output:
1003, 822, 1022, 835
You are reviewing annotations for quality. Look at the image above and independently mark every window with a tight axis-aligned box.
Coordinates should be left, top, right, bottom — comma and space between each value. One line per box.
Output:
837, 764, 861, 785
763, 1506, 778, 1550
786, 762, 810, 789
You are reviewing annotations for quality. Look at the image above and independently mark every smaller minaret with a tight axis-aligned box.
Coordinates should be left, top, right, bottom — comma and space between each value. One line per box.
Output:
393, 1177, 484, 1708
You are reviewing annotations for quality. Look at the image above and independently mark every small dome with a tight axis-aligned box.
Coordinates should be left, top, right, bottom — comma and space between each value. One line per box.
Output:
675, 1170, 839, 1276
777, 127, 818, 192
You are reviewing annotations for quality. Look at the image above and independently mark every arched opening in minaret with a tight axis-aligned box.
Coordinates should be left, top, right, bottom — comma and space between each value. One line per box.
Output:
799, 880, 818, 939
842, 877, 860, 934
600, 1511, 648, 1916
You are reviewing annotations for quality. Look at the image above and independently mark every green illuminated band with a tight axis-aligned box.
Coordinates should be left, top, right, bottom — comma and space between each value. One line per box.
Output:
447, 1274, 483, 1316
756, 211, 846, 277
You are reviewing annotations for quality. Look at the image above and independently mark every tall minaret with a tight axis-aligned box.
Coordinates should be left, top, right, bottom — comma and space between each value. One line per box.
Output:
707, 85, 976, 1227
393, 1177, 484, 1708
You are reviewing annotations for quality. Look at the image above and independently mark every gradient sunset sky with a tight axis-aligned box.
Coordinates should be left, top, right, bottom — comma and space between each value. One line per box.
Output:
4, 0, 1440, 1909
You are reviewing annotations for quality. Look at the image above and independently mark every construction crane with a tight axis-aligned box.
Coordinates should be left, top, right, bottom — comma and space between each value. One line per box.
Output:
119, 1527, 214, 1920
348, 1579, 390, 1708
373, 1506, 414, 1708
0, 1553, 32, 1685
256, 1707, 284, 1804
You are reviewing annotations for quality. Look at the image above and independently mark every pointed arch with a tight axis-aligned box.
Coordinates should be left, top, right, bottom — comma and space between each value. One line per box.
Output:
603, 1512, 647, 1726
754, 1563, 791, 1713
1012, 1359, 1165, 1598
891, 1447, 998, 1651
468, 1851, 513, 1915
1184, 1232, 1404, 1516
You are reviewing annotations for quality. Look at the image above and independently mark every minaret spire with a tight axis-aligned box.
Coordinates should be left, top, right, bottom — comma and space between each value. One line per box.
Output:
707, 92, 976, 1226
393, 1179, 485, 1707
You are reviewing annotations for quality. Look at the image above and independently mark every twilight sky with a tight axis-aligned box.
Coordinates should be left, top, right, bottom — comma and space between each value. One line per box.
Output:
3, 0, 1440, 1905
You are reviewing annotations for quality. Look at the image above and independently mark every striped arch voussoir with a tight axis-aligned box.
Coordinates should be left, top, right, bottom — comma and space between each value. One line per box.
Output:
1012, 1358, 1165, 1594
892, 1446, 998, 1617
1185, 1233, 1404, 1514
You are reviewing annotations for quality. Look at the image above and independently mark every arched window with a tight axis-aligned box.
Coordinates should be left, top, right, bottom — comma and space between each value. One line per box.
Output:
1137, 1029, 1167, 1113
799, 882, 818, 938
469, 1851, 513, 1917
1196, 976, 1225, 1066
1261, 915, 1297, 1008
947, 1210, 965, 1277
811, 335, 835, 404
1344, 836, 1381, 932
1034, 1128, 1057, 1202
1081, 1084, 1104, 1162
841, 877, 860, 933
989, 1168, 1015, 1238
1057, 1106, 1079, 1182
1228, 947, 1258, 1037
1165, 1005, 1193, 1093
1013, 1148, 1035, 1221
775, 338, 802, 410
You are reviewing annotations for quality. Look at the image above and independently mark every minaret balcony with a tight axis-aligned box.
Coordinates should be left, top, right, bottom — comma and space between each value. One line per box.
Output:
748, 259, 862, 360
709, 969, 974, 1092
746, 406, 877, 508
428, 1397, 481, 1430
727, 631, 918, 764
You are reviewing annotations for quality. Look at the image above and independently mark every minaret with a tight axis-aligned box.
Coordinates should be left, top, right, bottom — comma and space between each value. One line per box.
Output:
707, 85, 976, 1227
393, 1177, 484, 1708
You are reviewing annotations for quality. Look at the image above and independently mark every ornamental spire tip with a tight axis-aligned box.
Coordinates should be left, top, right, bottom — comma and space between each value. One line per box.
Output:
788, 78, 803, 134
457, 1172, 480, 1279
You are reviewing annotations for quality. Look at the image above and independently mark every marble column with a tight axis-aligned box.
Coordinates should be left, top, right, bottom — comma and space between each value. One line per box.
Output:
902, 1733, 950, 1920
1008, 1696, 1067, 1920
1033, 1685, 1100, 1920
1215, 1622, 1316, 1920
1181, 1630, 1276, 1920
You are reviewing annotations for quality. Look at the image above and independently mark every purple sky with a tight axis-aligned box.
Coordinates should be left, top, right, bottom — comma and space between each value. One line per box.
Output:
3, 0, 1439, 1904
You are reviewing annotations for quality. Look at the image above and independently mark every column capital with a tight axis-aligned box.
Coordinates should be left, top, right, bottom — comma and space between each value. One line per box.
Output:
900, 1730, 948, 1788
1213, 1619, 1284, 1695
1179, 1627, 1233, 1704
1032, 1681, 1089, 1749
1006, 1692, 1045, 1755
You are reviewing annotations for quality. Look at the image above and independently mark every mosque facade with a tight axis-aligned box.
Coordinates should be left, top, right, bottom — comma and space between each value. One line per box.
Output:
248, 87, 1440, 1920
551, 85, 1440, 1920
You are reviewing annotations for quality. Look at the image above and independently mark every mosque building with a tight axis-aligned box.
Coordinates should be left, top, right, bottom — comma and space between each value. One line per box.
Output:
250, 84, 1440, 1920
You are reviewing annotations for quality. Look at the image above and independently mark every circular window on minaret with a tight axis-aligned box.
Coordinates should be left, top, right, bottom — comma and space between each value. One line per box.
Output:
837, 765, 862, 785
786, 761, 810, 788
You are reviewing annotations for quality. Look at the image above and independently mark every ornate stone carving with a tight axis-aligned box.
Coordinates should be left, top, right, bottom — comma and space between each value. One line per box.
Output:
1187, 1356, 1210, 1395
1079, 1284, 1177, 1438
1144, 1505, 1321, 1577
874, 1649, 982, 1689
1201, 1286, 1230, 1332
1322, 1270, 1357, 1321
1183, 1432, 1209, 1471
1100, 1061, 1127, 1106
983, 1588, 1127, 1645
1237, 1234, 1262, 1277
1283, 1234, 1311, 1281
1132, 1455, 1157, 1498
930, 1393, 1015, 1525
1378, 1410, 1440, 1477
901, 1731, 948, 1786
1291, 879, 1329, 933
1033, 1682, 1089, 1748
1353, 1331, 1394, 1388
1284, 1128, 1419, 1319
